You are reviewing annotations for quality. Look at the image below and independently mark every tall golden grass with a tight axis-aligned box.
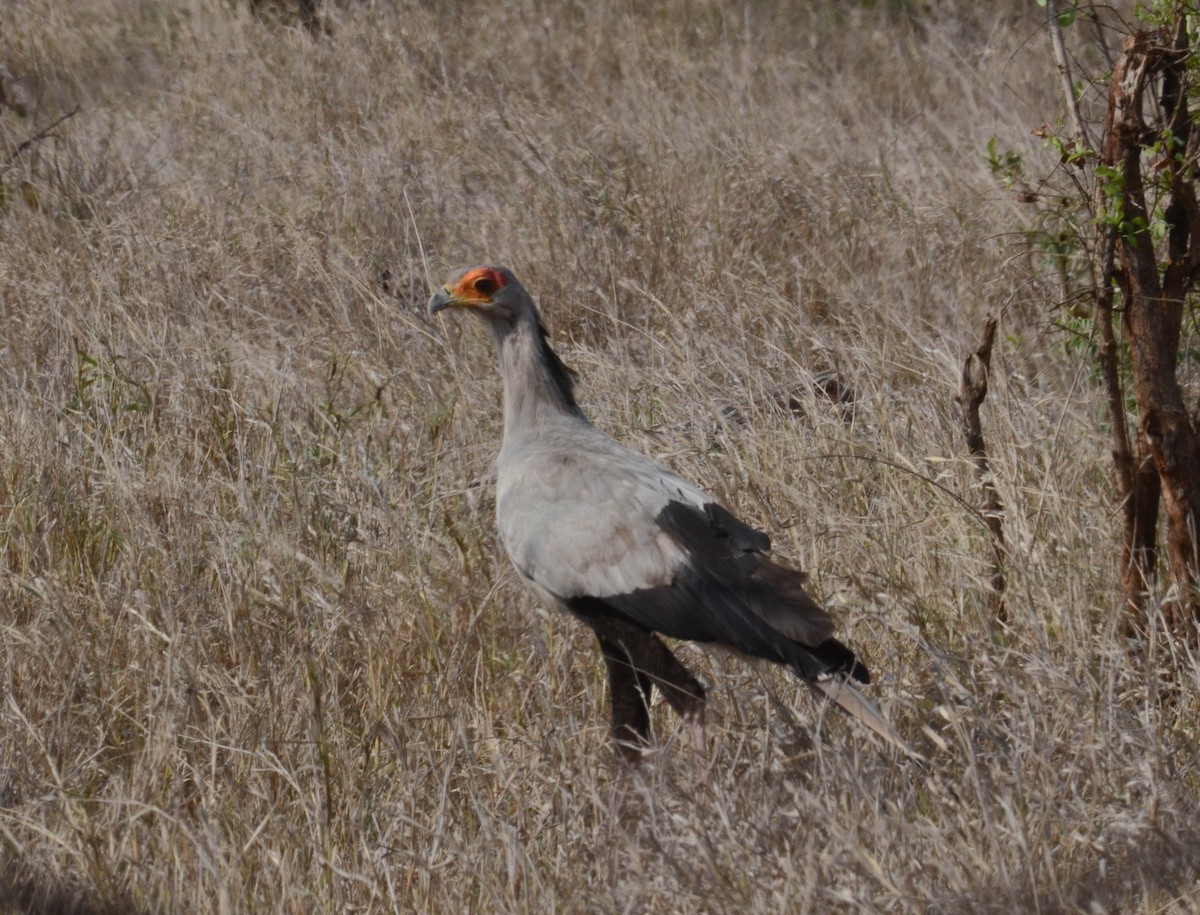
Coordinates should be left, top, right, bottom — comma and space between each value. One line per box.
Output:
1, 1, 1197, 912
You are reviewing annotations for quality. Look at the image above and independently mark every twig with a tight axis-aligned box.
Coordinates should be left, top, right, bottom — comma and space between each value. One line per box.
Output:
2, 105, 81, 171
1045, 0, 1092, 150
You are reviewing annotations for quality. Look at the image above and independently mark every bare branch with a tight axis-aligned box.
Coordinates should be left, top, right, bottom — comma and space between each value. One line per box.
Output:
957, 317, 1006, 625
2, 105, 81, 171
1045, 0, 1093, 150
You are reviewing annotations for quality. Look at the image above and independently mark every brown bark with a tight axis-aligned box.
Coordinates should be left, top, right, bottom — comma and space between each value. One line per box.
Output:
1103, 27, 1200, 630
1093, 224, 1159, 611
1124, 437, 1162, 624
958, 317, 1006, 624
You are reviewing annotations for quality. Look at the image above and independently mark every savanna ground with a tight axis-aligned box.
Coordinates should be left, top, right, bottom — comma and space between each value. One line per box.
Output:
1, 1, 1198, 912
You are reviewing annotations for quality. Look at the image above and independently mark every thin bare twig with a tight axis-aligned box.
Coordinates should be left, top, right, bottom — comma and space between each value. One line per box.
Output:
1045, 0, 1092, 150
2, 105, 81, 171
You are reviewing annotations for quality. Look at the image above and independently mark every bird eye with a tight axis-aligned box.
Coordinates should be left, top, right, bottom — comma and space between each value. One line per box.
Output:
473, 275, 498, 296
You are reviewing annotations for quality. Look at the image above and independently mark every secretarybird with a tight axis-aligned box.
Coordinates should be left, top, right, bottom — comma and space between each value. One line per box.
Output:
429, 265, 910, 772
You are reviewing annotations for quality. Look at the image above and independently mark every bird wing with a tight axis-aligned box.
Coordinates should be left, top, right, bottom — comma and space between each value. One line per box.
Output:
496, 429, 860, 681
497, 434, 702, 602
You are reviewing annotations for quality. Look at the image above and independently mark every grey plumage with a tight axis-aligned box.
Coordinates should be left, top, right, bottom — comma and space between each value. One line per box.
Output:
429, 265, 912, 767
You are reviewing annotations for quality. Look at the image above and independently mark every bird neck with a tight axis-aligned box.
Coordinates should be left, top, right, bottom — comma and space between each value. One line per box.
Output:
493, 315, 584, 439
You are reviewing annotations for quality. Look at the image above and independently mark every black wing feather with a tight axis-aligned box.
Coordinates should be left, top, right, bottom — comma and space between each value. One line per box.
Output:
569, 500, 869, 684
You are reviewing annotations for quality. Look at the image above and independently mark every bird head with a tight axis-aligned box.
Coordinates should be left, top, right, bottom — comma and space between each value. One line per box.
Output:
428, 264, 579, 404
428, 265, 529, 325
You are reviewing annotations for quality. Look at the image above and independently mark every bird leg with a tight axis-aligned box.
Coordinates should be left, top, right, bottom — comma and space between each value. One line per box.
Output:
598, 637, 653, 764
636, 635, 708, 786
616, 630, 708, 780
594, 622, 709, 782
597, 631, 706, 818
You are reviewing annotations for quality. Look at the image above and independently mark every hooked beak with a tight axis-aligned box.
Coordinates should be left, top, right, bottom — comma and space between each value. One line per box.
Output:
427, 286, 458, 316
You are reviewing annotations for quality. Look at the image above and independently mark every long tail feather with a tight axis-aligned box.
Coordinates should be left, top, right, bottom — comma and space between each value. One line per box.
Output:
811, 678, 924, 762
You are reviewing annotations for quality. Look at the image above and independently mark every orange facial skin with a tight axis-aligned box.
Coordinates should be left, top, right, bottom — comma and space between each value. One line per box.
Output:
451, 266, 507, 303
428, 265, 512, 316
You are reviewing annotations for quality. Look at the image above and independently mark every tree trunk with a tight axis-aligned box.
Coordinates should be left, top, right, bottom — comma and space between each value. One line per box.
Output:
1121, 437, 1161, 626
1105, 28, 1200, 630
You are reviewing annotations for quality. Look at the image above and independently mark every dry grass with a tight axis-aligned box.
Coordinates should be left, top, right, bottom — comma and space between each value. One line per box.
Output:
1, 1, 1198, 912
